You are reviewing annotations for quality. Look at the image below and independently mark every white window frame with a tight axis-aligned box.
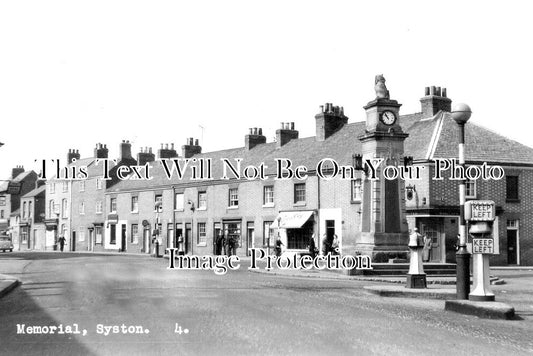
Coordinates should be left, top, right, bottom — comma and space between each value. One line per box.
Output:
197, 222, 207, 245
110, 198, 117, 213
228, 188, 238, 207
263, 186, 274, 206
198, 191, 207, 210
95, 201, 103, 214
465, 179, 476, 199
175, 193, 184, 211
294, 183, 306, 204
351, 179, 362, 202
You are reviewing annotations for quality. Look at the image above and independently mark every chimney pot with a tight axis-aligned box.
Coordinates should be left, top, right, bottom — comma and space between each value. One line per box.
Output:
195, 139, 199, 146
258, 128, 263, 135
171, 143, 174, 150
165, 143, 169, 150
425, 87, 430, 96
430, 86, 436, 95
442, 88, 447, 98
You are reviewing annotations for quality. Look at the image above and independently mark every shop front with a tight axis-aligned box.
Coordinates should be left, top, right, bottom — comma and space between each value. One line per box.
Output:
272, 210, 315, 255
44, 218, 58, 250
223, 219, 243, 257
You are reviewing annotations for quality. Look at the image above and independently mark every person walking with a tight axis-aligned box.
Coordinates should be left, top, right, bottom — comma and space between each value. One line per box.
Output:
58, 236, 66, 252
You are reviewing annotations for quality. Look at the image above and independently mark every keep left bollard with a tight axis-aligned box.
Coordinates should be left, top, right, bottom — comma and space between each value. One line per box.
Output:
406, 228, 427, 289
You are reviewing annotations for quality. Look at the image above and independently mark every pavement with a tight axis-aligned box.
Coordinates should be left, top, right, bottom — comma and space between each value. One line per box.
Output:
0, 274, 20, 298
2, 252, 533, 355
2, 251, 533, 321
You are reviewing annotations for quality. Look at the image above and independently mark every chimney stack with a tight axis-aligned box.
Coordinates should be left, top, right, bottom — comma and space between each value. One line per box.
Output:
94, 143, 109, 159
420, 86, 452, 118
276, 122, 299, 148
182, 138, 202, 158
137, 147, 156, 165
315, 103, 348, 141
157, 143, 178, 159
67, 149, 81, 164
245, 127, 266, 150
119, 140, 133, 161
11, 165, 24, 179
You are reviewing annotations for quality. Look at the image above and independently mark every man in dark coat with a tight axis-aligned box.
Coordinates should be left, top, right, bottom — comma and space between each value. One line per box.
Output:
58, 236, 66, 252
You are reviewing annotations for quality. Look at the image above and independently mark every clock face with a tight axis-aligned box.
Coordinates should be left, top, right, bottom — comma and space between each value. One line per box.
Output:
380, 111, 396, 125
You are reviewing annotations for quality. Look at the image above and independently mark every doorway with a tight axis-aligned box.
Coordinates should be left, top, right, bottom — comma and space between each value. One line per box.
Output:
419, 221, 444, 262
71, 231, 76, 251
143, 226, 150, 254
175, 223, 183, 252
121, 224, 126, 252
213, 222, 221, 255
325, 220, 335, 249
185, 223, 192, 254
507, 219, 519, 265
247, 222, 254, 256
88, 229, 94, 252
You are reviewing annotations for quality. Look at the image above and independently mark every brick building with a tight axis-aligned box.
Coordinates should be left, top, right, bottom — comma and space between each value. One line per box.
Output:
16, 181, 46, 250
56, 79, 533, 266
0, 167, 38, 241
403, 87, 533, 265
46, 142, 137, 251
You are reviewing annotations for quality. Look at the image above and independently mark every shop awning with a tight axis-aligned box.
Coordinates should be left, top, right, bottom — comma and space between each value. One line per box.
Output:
273, 211, 314, 229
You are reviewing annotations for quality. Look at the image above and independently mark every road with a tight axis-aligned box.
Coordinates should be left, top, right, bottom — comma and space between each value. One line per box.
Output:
0, 252, 532, 356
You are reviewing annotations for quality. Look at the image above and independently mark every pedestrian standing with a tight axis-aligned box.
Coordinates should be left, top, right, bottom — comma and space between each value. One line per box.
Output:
227, 236, 235, 256
275, 236, 283, 257
423, 233, 432, 262
322, 234, 331, 255
308, 234, 316, 259
331, 234, 340, 255
177, 234, 185, 255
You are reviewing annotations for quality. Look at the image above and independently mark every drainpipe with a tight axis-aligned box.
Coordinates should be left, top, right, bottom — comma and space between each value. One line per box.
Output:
317, 173, 321, 249
172, 185, 176, 251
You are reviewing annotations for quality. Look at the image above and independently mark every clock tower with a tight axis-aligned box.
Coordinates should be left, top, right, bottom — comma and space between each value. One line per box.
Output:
358, 75, 409, 262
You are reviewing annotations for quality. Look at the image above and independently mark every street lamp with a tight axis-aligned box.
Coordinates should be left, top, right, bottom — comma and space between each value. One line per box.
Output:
451, 103, 472, 300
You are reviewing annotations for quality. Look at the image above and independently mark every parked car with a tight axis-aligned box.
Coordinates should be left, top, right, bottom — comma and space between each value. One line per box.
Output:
0, 235, 13, 252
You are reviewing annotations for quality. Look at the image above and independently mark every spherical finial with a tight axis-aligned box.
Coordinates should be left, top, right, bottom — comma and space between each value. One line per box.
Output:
451, 103, 472, 124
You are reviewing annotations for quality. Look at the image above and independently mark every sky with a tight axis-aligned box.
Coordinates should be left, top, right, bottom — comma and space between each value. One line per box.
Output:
1, 0, 532, 179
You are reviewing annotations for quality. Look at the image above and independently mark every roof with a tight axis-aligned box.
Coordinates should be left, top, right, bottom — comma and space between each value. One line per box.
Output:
12, 170, 34, 182
405, 112, 533, 164
48, 157, 117, 180
108, 110, 533, 193
22, 185, 46, 198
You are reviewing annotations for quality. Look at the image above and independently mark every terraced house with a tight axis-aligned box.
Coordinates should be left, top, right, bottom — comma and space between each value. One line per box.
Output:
52, 79, 533, 266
